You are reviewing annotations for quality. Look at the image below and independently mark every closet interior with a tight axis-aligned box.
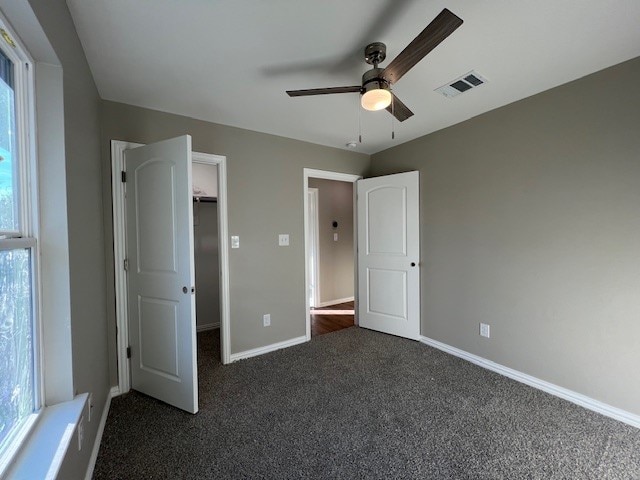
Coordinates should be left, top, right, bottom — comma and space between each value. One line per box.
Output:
192, 162, 220, 356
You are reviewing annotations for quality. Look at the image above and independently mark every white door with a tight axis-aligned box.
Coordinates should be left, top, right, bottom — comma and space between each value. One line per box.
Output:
357, 171, 420, 340
125, 135, 198, 414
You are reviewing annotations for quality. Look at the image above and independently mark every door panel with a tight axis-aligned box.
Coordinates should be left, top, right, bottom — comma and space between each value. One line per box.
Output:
358, 171, 420, 340
367, 268, 407, 318
139, 296, 179, 379
366, 186, 407, 255
125, 135, 198, 414
135, 160, 178, 273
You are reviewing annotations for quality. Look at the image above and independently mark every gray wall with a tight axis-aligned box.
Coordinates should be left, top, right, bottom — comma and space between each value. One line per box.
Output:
308, 178, 354, 305
27, 0, 109, 476
194, 201, 220, 328
101, 101, 370, 381
370, 57, 640, 416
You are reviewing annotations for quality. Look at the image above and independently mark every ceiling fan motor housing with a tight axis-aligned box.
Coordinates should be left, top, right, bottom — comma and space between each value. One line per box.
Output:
362, 67, 390, 94
364, 42, 387, 66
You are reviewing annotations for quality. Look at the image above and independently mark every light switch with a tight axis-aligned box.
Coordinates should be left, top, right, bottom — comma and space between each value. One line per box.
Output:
278, 234, 289, 246
333, 233, 338, 241
231, 235, 239, 249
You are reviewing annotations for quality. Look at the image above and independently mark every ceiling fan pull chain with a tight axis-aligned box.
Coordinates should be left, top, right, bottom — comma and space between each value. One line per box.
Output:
391, 95, 395, 140
358, 96, 362, 143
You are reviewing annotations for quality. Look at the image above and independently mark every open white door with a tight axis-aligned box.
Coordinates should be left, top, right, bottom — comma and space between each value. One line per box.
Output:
357, 171, 420, 340
125, 135, 198, 413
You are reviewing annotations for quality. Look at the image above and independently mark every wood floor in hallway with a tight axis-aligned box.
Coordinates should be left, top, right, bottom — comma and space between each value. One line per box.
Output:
311, 301, 354, 337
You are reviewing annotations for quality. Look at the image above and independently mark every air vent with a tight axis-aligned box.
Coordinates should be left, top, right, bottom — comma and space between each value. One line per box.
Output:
435, 70, 488, 98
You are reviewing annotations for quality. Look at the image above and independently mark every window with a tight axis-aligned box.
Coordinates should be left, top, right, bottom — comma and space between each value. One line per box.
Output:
0, 22, 39, 473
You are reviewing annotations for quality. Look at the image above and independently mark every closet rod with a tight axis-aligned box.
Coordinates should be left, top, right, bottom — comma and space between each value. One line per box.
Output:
193, 196, 217, 203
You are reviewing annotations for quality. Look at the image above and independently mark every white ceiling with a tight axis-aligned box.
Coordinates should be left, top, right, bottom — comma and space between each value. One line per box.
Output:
66, 0, 640, 154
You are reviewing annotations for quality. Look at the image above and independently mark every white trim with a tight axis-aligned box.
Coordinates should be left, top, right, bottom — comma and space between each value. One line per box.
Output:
84, 388, 118, 480
46, 424, 74, 480
196, 322, 220, 332
315, 296, 355, 308
0, 237, 36, 250
419, 336, 640, 429
110, 140, 142, 395
303, 169, 361, 340
307, 187, 320, 308
111, 141, 232, 395
230, 335, 307, 363
304, 168, 361, 183
6, 394, 87, 480
34, 62, 73, 404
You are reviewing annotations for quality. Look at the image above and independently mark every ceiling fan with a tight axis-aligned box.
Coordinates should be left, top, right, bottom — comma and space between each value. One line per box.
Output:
286, 8, 463, 122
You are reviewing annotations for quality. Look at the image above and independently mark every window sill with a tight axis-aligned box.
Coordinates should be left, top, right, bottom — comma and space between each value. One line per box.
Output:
5, 393, 88, 480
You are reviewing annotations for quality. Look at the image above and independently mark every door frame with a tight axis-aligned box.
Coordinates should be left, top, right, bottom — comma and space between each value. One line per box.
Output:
303, 168, 361, 340
111, 140, 232, 395
307, 187, 320, 308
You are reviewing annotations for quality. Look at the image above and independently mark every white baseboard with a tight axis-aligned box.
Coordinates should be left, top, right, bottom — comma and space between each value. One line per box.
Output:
230, 335, 307, 362
316, 296, 354, 308
419, 336, 640, 429
196, 322, 220, 332
84, 387, 118, 480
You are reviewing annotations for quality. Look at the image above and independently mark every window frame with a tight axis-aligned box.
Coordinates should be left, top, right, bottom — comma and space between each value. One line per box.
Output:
0, 12, 42, 476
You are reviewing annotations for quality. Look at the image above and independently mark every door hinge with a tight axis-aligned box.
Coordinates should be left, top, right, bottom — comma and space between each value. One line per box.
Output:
127, 346, 131, 359
124, 258, 129, 271
121, 171, 127, 182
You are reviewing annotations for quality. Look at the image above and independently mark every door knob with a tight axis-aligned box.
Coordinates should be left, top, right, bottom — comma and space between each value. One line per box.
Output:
410, 262, 416, 267
182, 286, 188, 294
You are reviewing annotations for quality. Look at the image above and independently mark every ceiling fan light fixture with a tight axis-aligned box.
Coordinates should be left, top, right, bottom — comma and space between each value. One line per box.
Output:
361, 87, 392, 111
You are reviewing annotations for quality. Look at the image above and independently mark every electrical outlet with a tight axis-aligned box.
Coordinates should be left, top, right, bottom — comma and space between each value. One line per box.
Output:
479, 323, 490, 338
263, 314, 271, 327
77, 415, 84, 451
278, 234, 289, 246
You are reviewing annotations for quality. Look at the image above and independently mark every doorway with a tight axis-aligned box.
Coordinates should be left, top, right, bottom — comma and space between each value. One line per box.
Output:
111, 140, 231, 400
307, 187, 320, 309
303, 169, 360, 339
192, 161, 220, 334
193, 161, 222, 380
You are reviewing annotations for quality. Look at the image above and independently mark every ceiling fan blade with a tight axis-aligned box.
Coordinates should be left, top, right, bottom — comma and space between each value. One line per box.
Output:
328, 0, 418, 75
286, 86, 361, 97
382, 8, 463, 84
386, 94, 414, 122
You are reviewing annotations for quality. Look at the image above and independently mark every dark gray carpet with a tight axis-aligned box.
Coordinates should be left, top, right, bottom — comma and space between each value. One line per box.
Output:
93, 327, 640, 479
